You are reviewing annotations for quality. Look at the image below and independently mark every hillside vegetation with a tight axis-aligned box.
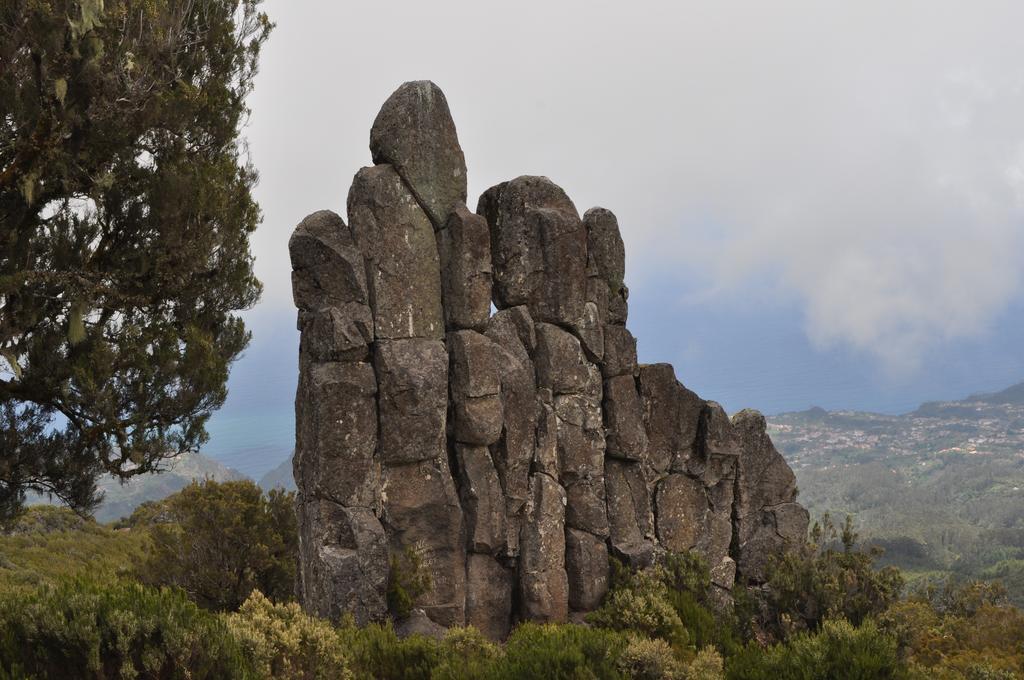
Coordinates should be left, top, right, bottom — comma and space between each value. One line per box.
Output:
769, 382, 1024, 605
1, 481, 1023, 678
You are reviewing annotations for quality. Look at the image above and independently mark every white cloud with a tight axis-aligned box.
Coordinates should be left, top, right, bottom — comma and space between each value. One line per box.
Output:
246, 0, 1024, 371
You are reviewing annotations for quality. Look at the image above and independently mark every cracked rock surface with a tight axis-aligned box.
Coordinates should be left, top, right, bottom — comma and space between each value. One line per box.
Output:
291, 80, 808, 636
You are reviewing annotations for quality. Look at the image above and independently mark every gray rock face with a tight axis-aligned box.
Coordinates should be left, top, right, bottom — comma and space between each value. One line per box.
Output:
479, 176, 587, 328
455, 444, 507, 554
370, 81, 467, 229
448, 330, 503, 446
296, 497, 388, 626
348, 164, 444, 341
566, 528, 610, 611
731, 410, 809, 584
289, 210, 368, 311
465, 554, 513, 640
604, 375, 649, 461
375, 339, 448, 466
583, 208, 628, 325
519, 473, 569, 622
298, 305, 373, 363
383, 456, 466, 627
396, 609, 448, 640
485, 308, 538, 506
601, 325, 637, 379
438, 206, 492, 330
655, 473, 708, 554
639, 364, 704, 474
605, 459, 656, 568
291, 80, 807, 636
294, 362, 379, 508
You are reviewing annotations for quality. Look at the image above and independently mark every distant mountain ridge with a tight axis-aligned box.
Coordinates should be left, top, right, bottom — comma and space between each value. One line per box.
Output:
29, 452, 247, 523
971, 381, 1024, 405
257, 455, 296, 492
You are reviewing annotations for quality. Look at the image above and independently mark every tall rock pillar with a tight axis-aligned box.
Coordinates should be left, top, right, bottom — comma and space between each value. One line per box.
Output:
291, 80, 809, 637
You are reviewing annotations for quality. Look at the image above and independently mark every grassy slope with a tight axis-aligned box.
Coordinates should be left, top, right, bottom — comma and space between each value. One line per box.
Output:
0, 507, 150, 590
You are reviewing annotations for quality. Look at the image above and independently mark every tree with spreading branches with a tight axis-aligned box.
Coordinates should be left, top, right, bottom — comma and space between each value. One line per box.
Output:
0, 0, 272, 520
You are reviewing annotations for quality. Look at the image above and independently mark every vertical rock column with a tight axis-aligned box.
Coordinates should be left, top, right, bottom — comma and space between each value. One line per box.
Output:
585, 208, 656, 571
354, 81, 474, 628
479, 176, 608, 620
731, 410, 810, 586
289, 210, 387, 625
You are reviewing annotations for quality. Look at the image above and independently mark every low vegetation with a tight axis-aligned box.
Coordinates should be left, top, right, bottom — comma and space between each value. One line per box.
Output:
133, 479, 298, 611
0, 481, 1022, 678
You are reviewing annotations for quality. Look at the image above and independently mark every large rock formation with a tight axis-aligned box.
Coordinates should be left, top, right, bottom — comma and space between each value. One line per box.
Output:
291, 81, 809, 635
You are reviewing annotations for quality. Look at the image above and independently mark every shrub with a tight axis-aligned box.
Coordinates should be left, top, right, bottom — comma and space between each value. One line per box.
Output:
1, 505, 89, 534
341, 622, 442, 680
880, 580, 1024, 679
387, 545, 432, 621
617, 636, 685, 680
0, 577, 249, 679
497, 623, 628, 680
595, 552, 745, 658
135, 479, 297, 611
664, 589, 740, 656
589, 570, 688, 644
0, 506, 149, 590
726, 618, 903, 680
659, 551, 712, 596
225, 590, 352, 679
687, 646, 726, 680
766, 514, 903, 635
430, 627, 502, 680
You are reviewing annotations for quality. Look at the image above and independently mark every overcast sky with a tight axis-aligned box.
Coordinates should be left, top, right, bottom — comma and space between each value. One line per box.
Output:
208, 1, 1024, 476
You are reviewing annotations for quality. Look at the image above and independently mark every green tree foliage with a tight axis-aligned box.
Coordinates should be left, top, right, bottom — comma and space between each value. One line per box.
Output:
0, 578, 250, 679
616, 636, 686, 680
766, 514, 904, 635
588, 568, 689, 644
135, 479, 297, 611
0, 0, 272, 520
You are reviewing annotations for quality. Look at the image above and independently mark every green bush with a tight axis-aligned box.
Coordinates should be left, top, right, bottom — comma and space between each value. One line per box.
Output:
665, 589, 740, 656
687, 646, 726, 680
387, 545, 433, 621
594, 552, 744, 659
589, 570, 687, 644
341, 622, 442, 680
880, 580, 1024, 679
429, 627, 502, 680
659, 551, 712, 596
225, 590, 352, 679
135, 479, 297, 612
0, 578, 249, 679
617, 636, 685, 679
494, 623, 628, 680
726, 618, 904, 680
766, 514, 904, 635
